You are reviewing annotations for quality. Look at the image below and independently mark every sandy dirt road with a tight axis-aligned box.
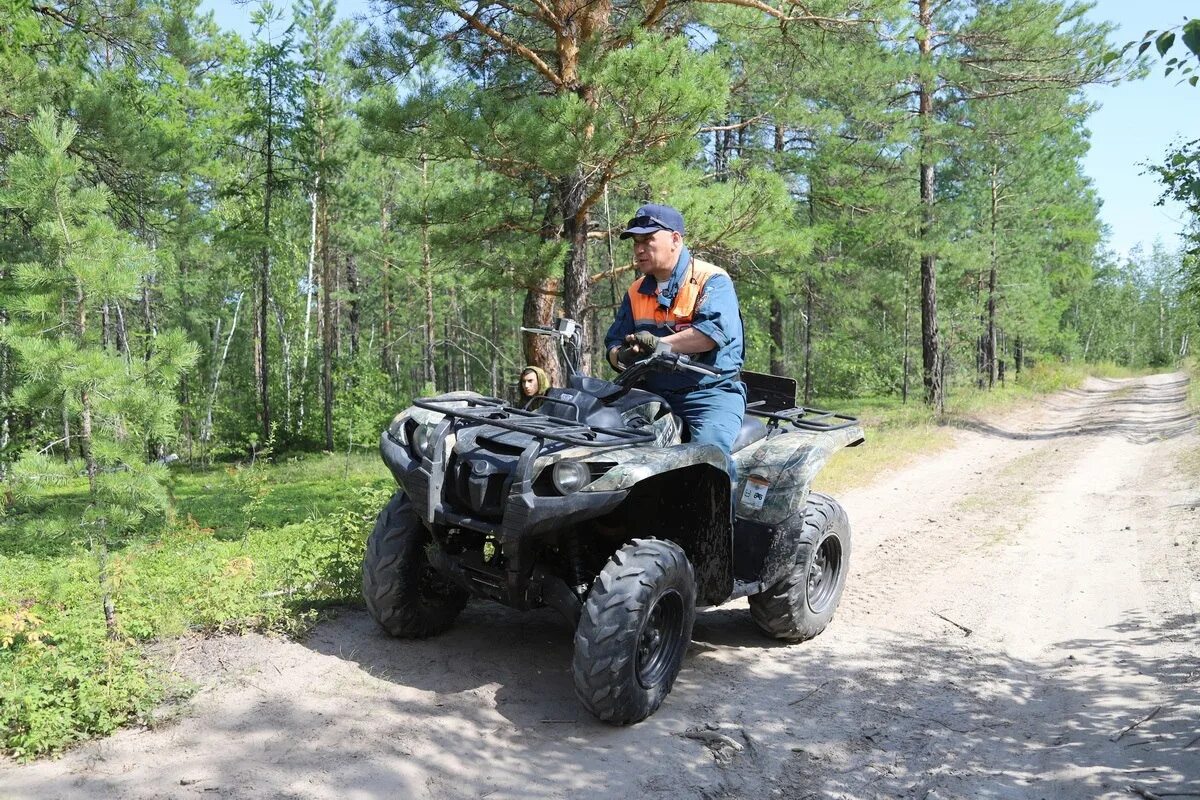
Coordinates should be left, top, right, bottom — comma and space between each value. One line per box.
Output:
3, 373, 1198, 800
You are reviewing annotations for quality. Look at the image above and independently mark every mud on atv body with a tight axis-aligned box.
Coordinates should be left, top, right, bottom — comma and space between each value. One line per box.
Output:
366, 349, 863, 724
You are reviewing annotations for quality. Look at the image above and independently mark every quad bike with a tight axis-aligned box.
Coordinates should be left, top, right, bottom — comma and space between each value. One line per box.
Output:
363, 318, 864, 724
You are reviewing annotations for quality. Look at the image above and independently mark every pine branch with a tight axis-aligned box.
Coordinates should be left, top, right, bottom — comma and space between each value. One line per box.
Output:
447, 5, 565, 89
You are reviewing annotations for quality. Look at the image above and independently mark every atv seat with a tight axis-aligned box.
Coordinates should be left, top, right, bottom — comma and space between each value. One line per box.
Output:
732, 416, 768, 452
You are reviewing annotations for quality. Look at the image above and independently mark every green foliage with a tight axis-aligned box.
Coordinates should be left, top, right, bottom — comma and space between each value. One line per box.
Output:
2, 110, 198, 542
1129, 18, 1200, 84
0, 453, 391, 759
0, 615, 157, 761
284, 485, 393, 600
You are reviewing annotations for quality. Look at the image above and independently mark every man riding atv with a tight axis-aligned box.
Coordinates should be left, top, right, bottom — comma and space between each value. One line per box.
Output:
606, 203, 746, 478
363, 225, 863, 724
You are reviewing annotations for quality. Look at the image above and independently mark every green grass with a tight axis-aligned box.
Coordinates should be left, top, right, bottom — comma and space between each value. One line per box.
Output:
1, 452, 393, 760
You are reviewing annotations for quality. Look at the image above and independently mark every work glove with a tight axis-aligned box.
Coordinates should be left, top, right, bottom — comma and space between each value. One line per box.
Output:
615, 345, 640, 369
625, 330, 662, 355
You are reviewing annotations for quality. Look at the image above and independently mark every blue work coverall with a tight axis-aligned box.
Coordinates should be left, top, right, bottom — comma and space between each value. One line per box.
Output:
605, 247, 746, 479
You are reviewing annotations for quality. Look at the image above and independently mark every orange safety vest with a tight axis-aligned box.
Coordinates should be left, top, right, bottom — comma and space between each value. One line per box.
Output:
628, 258, 728, 332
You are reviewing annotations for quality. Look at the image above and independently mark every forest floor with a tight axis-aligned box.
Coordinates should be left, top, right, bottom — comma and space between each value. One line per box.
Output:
2, 372, 1198, 800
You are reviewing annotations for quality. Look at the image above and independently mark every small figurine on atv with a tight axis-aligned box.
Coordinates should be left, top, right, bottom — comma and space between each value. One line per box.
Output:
363, 318, 863, 724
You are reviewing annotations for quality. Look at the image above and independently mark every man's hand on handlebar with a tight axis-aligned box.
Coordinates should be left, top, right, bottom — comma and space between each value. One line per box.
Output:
625, 331, 661, 355
615, 345, 640, 368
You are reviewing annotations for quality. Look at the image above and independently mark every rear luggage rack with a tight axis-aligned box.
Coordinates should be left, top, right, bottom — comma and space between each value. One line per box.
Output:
745, 402, 860, 432
741, 370, 859, 432
414, 395, 654, 447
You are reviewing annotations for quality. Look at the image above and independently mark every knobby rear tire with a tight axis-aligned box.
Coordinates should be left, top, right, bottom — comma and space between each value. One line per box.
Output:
748, 492, 850, 642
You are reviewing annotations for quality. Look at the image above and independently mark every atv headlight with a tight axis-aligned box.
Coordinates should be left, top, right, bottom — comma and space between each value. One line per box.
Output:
552, 461, 590, 495
410, 422, 436, 461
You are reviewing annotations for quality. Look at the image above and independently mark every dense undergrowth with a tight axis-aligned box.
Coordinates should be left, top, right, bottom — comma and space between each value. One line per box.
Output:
0, 360, 1184, 760
0, 455, 391, 760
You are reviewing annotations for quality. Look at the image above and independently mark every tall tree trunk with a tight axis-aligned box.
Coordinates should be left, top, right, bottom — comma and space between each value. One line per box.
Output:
769, 295, 785, 376
490, 298, 499, 397
985, 167, 999, 389
114, 301, 129, 358
522, 286, 560, 385
984, 170, 1003, 388
441, 312, 451, 392
299, 189, 317, 432
74, 276, 116, 639
320, 181, 334, 451
380, 177, 395, 379
803, 276, 814, 405
560, 170, 591, 377
272, 298, 292, 434
975, 270, 985, 390
902, 268, 911, 404
202, 293, 243, 452
917, 0, 944, 412
141, 275, 158, 355
258, 71, 274, 447
769, 124, 787, 378
421, 152, 436, 392
346, 253, 360, 358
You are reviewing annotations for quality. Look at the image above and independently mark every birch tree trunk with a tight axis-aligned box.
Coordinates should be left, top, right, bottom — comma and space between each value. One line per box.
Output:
299, 189, 317, 431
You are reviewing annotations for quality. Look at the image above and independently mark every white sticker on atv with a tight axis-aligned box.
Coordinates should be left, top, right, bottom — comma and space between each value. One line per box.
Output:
740, 475, 769, 511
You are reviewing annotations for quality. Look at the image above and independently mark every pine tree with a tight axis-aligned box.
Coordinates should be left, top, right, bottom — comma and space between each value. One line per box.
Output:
0, 110, 198, 637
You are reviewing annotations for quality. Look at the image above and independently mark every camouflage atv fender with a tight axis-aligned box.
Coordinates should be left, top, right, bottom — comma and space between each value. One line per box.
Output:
577, 441, 730, 493
732, 425, 865, 526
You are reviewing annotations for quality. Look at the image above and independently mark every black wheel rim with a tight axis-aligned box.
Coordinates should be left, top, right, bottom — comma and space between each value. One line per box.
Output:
636, 589, 685, 690
806, 534, 842, 613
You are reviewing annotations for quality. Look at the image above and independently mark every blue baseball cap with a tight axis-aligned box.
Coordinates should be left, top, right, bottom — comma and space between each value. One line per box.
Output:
619, 203, 685, 239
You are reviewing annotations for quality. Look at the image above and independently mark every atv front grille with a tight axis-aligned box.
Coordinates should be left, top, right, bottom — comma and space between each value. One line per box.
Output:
444, 452, 514, 519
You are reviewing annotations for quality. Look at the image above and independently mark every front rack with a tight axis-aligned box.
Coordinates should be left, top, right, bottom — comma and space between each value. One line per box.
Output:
413, 395, 655, 447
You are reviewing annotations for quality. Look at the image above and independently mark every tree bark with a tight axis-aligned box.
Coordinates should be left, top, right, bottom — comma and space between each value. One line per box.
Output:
202, 293, 243, 451
769, 123, 787, 378
803, 276, 814, 405
902, 269, 911, 404
918, 0, 944, 412
75, 275, 116, 638
522, 286, 560, 386
985, 166, 999, 389
380, 177, 395, 379
346, 253, 360, 358
258, 69, 275, 447
769, 295, 785, 376
559, 170, 591, 377
421, 152, 436, 392
320, 177, 334, 451
299, 190, 317, 432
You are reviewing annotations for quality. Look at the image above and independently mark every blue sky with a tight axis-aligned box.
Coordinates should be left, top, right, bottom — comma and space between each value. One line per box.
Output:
203, 0, 1197, 262
1081, 0, 1198, 262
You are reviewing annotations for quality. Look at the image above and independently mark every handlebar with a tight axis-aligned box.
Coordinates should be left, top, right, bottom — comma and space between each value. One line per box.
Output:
614, 349, 721, 387
667, 352, 721, 377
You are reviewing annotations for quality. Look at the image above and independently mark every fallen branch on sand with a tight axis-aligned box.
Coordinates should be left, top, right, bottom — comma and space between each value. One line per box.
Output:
931, 612, 973, 636
1110, 705, 1162, 742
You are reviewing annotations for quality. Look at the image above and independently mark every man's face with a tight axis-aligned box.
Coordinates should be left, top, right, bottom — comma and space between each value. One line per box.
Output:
631, 229, 681, 277
521, 371, 540, 397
